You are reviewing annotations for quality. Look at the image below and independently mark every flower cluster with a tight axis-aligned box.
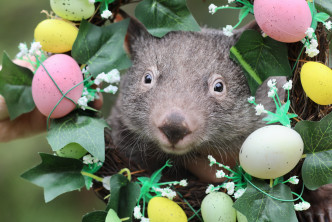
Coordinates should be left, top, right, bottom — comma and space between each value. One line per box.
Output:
303, 29, 320, 58
16, 42, 48, 70
83, 154, 100, 165
89, 0, 113, 19
294, 201, 311, 211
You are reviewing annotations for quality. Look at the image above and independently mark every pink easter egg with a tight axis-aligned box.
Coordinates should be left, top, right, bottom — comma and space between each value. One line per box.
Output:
254, 0, 312, 43
32, 54, 83, 118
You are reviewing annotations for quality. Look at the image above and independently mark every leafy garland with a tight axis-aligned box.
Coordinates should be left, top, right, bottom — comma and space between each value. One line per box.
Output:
0, 0, 331, 222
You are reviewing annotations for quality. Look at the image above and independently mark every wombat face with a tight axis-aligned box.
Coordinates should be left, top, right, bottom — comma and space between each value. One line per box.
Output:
110, 23, 266, 162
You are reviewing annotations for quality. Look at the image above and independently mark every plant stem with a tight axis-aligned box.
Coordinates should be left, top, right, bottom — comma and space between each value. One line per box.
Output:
81, 171, 103, 182
118, 168, 131, 181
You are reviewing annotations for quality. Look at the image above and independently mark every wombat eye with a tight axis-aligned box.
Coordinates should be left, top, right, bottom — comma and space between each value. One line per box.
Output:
214, 82, 224, 92
144, 73, 153, 84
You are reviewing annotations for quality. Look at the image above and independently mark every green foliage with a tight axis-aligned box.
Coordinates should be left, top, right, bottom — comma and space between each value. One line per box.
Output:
315, 0, 332, 17
82, 211, 107, 222
230, 30, 292, 95
0, 52, 35, 119
72, 19, 131, 77
233, 180, 297, 222
135, 0, 200, 38
295, 112, 332, 190
82, 162, 103, 190
47, 112, 109, 162
105, 209, 122, 222
106, 174, 141, 222
21, 153, 85, 202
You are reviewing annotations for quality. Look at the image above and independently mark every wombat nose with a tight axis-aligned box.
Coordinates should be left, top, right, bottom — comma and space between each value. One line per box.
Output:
158, 113, 191, 145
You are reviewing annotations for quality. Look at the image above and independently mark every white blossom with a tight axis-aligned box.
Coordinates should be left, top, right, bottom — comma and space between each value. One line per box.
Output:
77, 96, 88, 110
233, 188, 246, 199
206, 184, 219, 194
102, 176, 112, 190
133, 206, 143, 219
154, 187, 177, 200
141, 217, 150, 222
305, 39, 319, 57
208, 155, 217, 166
83, 154, 99, 164
305, 27, 315, 39
216, 170, 226, 178
267, 79, 277, 88
16, 43, 29, 58
179, 179, 188, 187
29, 42, 42, 55
282, 80, 293, 90
268, 88, 277, 98
101, 9, 112, 19
247, 96, 255, 103
223, 25, 234, 37
223, 182, 235, 195
103, 85, 118, 94
94, 72, 107, 85
294, 201, 311, 211
228, 0, 235, 3
208, 4, 217, 14
255, 104, 266, 115
324, 21, 332, 30
288, 176, 299, 185
105, 69, 120, 84
261, 31, 267, 38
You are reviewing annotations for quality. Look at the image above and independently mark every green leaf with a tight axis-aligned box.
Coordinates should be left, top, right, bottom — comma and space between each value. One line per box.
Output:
294, 111, 332, 154
233, 180, 297, 222
135, 0, 200, 38
302, 150, 332, 190
230, 30, 292, 95
47, 112, 109, 162
315, 0, 332, 16
82, 162, 103, 190
82, 211, 107, 222
72, 19, 131, 77
315, 12, 331, 22
0, 52, 35, 119
106, 174, 141, 222
106, 209, 121, 222
21, 153, 85, 202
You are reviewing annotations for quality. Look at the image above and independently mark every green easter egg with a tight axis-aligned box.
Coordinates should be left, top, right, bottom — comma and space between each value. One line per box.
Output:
50, 0, 95, 21
56, 143, 88, 159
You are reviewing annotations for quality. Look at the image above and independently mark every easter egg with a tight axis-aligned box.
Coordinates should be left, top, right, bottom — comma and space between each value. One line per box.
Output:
239, 125, 304, 179
56, 143, 88, 159
50, 0, 95, 21
254, 0, 312, 43
32, 54, 83, 118
301, 62, 332, 105
201, 192, 236, 222
237, 211, 248, 222
34, 19, 78, 53
147, 197, 187, 222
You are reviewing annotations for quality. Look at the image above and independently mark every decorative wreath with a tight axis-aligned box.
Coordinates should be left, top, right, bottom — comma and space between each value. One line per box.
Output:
0, 0, 331, 222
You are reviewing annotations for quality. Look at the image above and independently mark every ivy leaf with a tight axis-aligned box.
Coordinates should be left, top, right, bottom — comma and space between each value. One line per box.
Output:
72, 19, 131, 77
135, 0, 200, 38
230, 30, 292, 95
106, 174, 141, 222
302, 150, 332, 190
233, 180, 297, 222
47, 112, 109, 162
106, 209, 121, 222
315, 0, 332, 16
82, 211, 107, 222
21, 153, 85, 202
0, 52, 35, 119
315, 12, 331, 22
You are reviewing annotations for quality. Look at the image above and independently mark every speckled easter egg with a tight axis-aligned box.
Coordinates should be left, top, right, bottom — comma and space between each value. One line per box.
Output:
301, 62, 332, 105
239, 125, 303, 179
34, 19, 78, 53
32, 54, 83, 118
201, 192, 236, 222
147, 197, 187, 222
50, 0, 95, 21
254, 0, 312, 43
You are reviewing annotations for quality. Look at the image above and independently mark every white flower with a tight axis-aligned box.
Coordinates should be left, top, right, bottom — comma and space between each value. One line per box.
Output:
267, 79, 277, 88
103, 85, 118, 94
179, 179, 188, 187
228, 0, 235, 3
288, 176, 299, 185
83, 154, 99, 164
94, 72, 106, 85
77, 96, 88, 110
101, 9, 112, 19
133, 206, 143, 219
141, 217, 150, 222
310, 39, 318, 48
233, 188, 246, 199
208, 155, 216, 166
216, 170, 226, 178
305, 38, 319, 57
105, 69, 120, 84
154, 187, 177, 200
223, 182, 235, 195
282, 80, 293, 90
268, 89, 277, 98
29, 42, 42, 55
82, 87, 89, 96
294, 201, 311, 211
261, 31, 267, 38
305, 27, 315, 39
16, 43, 29, 58
206, 184, 218, 194
208, 4, 217, 14
223, 25, 234, 37
247, 96, 255, 103
102, 176, 112, 190
324, 21, 332, 30
88, 0, 95, 4
255, 104, 266, 115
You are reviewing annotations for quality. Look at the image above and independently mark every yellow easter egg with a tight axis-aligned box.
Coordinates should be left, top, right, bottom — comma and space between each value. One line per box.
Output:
34, 19, 78, 53
147, 197, 187, 222
301, 62, 332, 105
